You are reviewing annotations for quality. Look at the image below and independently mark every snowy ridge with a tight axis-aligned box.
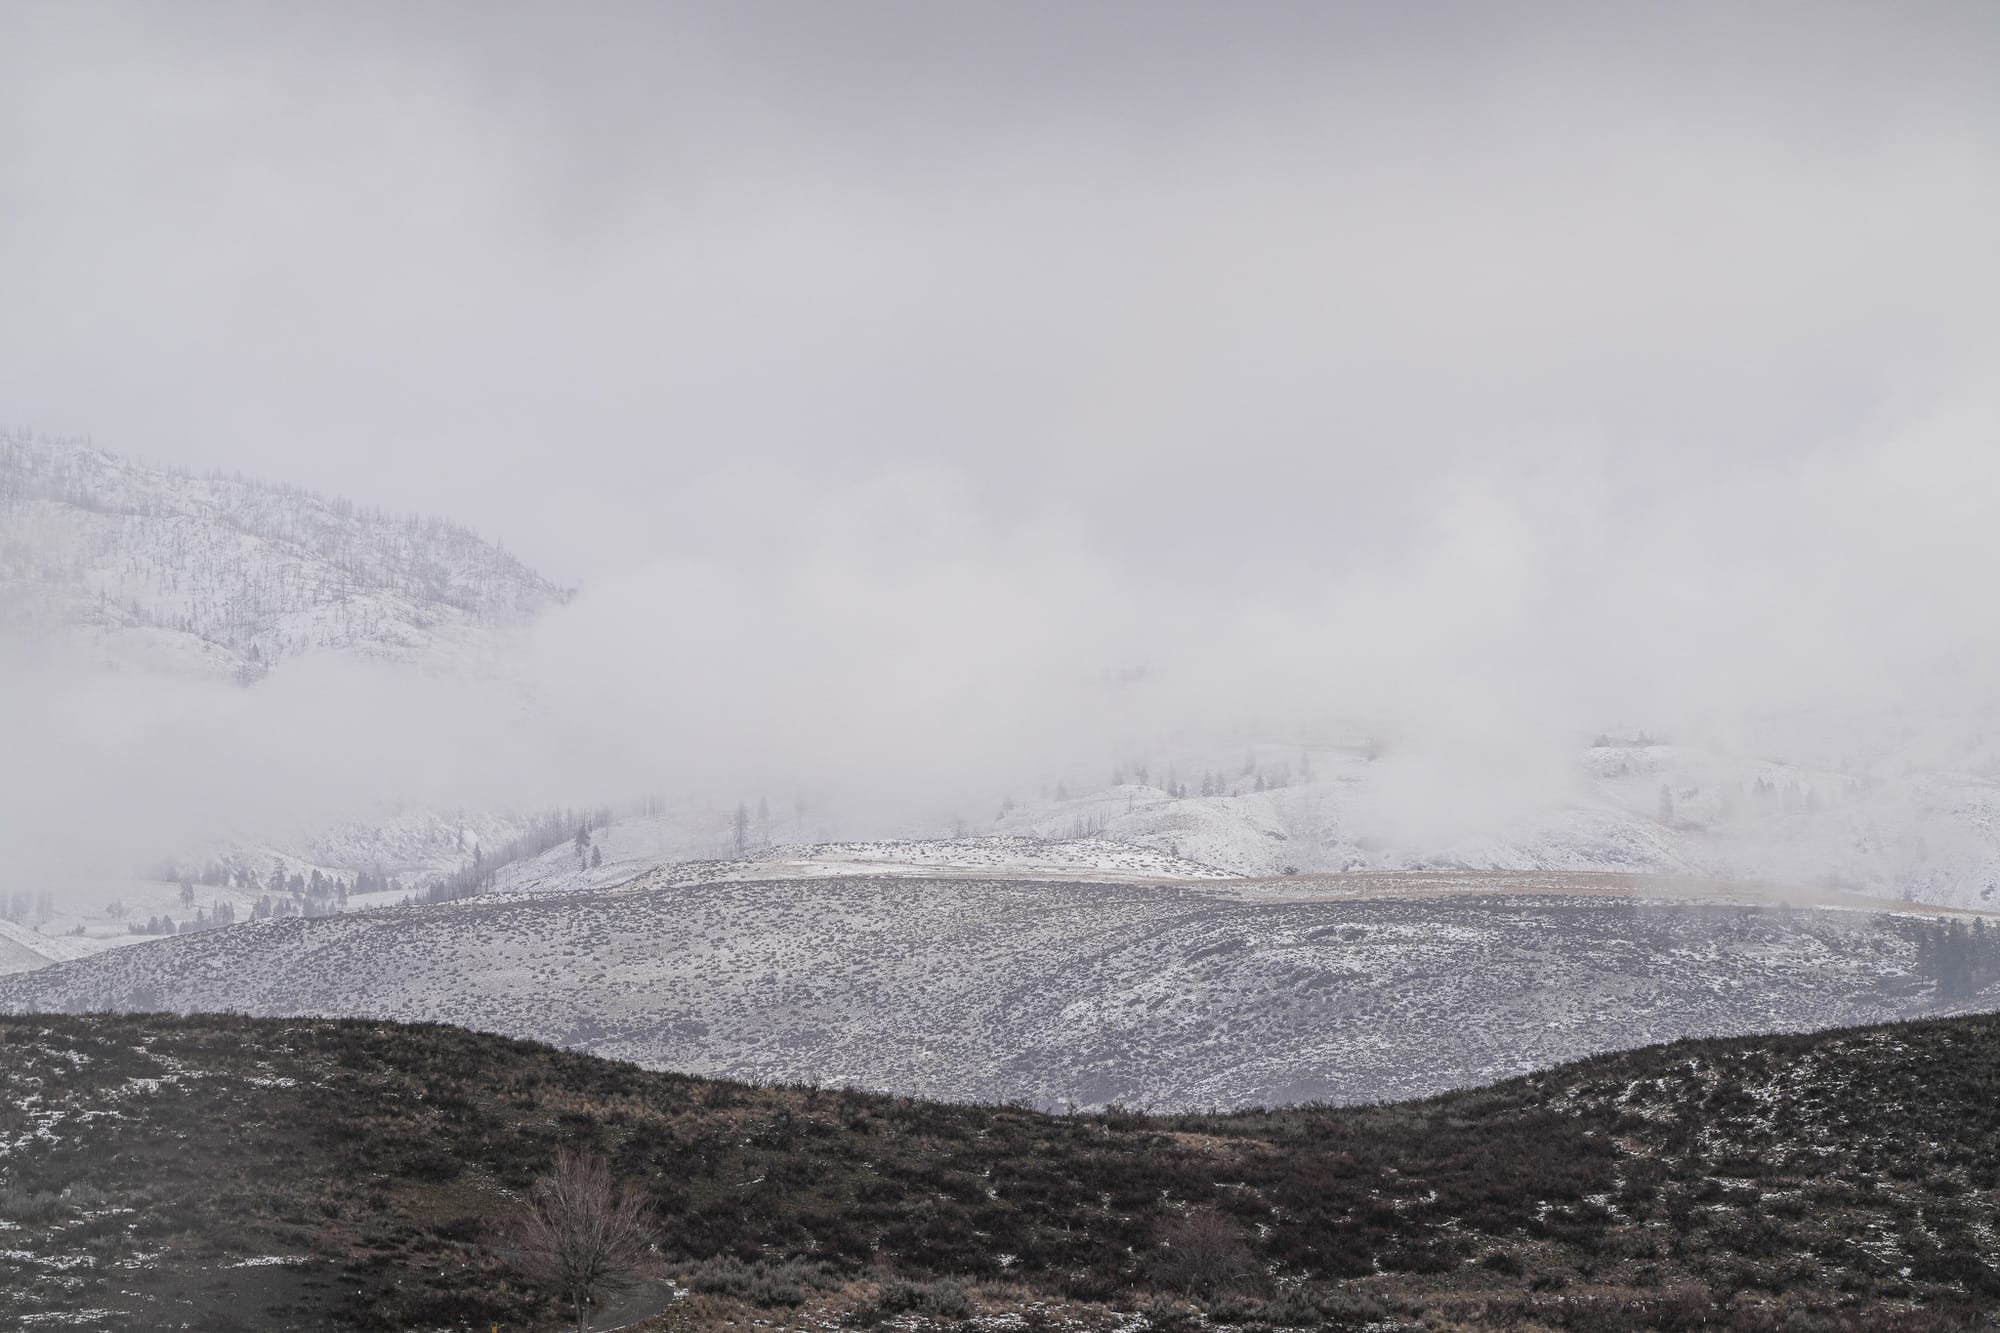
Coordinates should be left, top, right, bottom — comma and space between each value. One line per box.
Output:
427, 741, 2000, 918
0, 431, 566, 680
483, 833, 1238, 900
751, 836, 1237, 878
975, 746, 2000, 909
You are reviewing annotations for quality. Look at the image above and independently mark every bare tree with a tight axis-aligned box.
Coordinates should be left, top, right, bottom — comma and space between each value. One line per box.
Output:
1151, 1208, 1256, 1298
511, 1149, 656, 1332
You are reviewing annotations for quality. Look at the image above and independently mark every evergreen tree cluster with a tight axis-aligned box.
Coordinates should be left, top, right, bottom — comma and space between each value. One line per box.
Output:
2, 890, 55, 924
154, 856, 395, 898
249, 891, 335, 921
405, 805, 615, 907
1107, 753, 1307, 802
728, 795, 783, 855
136, 858, 386, 935
1915, 917, 1997, 998
130, 900, 239, 936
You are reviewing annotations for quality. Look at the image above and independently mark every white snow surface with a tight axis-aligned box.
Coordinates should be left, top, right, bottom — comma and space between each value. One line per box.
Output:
471, 743, 2000, 914
0, 920, 132, 978
0, 432, 565, 682
488, 833, 1236, 900
973, 747, 2000, 910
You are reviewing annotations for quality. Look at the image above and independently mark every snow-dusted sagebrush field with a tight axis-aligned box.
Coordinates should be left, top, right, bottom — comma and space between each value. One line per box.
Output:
2, 871, 1988, 1110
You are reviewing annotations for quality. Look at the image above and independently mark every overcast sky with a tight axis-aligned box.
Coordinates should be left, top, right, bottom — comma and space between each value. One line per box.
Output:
6, 1, 1997, 584
6, 2, 2000, 879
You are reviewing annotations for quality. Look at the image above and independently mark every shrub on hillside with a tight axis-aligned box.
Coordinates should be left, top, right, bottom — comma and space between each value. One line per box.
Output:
872, 1275, 977, 1320
677, 1255, 840, 1307
1151, 1208, 1258, 1298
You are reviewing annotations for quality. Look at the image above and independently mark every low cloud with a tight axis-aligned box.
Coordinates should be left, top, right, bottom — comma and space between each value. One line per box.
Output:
9, 390, 2000, 895
3, 4, 1999, 894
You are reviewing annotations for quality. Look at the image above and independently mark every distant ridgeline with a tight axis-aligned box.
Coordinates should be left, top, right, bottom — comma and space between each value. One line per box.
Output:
0, 430, 569, 680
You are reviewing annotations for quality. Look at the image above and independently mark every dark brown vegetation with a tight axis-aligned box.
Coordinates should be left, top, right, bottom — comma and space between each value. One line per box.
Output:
6, 1011, 2000, 1330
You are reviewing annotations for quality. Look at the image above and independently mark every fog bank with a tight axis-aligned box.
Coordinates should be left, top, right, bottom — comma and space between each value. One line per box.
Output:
3, 3, 1998, 888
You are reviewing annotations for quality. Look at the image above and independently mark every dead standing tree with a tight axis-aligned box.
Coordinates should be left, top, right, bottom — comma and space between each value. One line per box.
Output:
512, 1149, 656, 1332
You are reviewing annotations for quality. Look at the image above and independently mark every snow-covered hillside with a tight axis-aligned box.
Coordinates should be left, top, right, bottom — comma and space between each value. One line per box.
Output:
482, 831, 1236, 899
8, 428, 1998, 948
4, 871, 1989, 1109
418, 740, 2000, 915
0, 918, 125, 976
0, 431, 566, 681
972, 743, 2000, 909
0, 432, 582, 944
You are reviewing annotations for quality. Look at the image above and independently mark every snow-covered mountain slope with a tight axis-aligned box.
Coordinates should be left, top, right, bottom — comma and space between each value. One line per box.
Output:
417, 739, 2000, 915
0, 431, 566, 681
4, 871, 1989, 1109
8, 428, 1997, 935
758, 836, 1236, 878
974, 744, 2000, 909
483, 831, 1236, 899
300, 805, 556, 884
0, 918, 130, 976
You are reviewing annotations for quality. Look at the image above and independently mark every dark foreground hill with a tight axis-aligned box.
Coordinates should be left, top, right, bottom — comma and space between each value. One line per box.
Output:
6, 1014, 2000, 1332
